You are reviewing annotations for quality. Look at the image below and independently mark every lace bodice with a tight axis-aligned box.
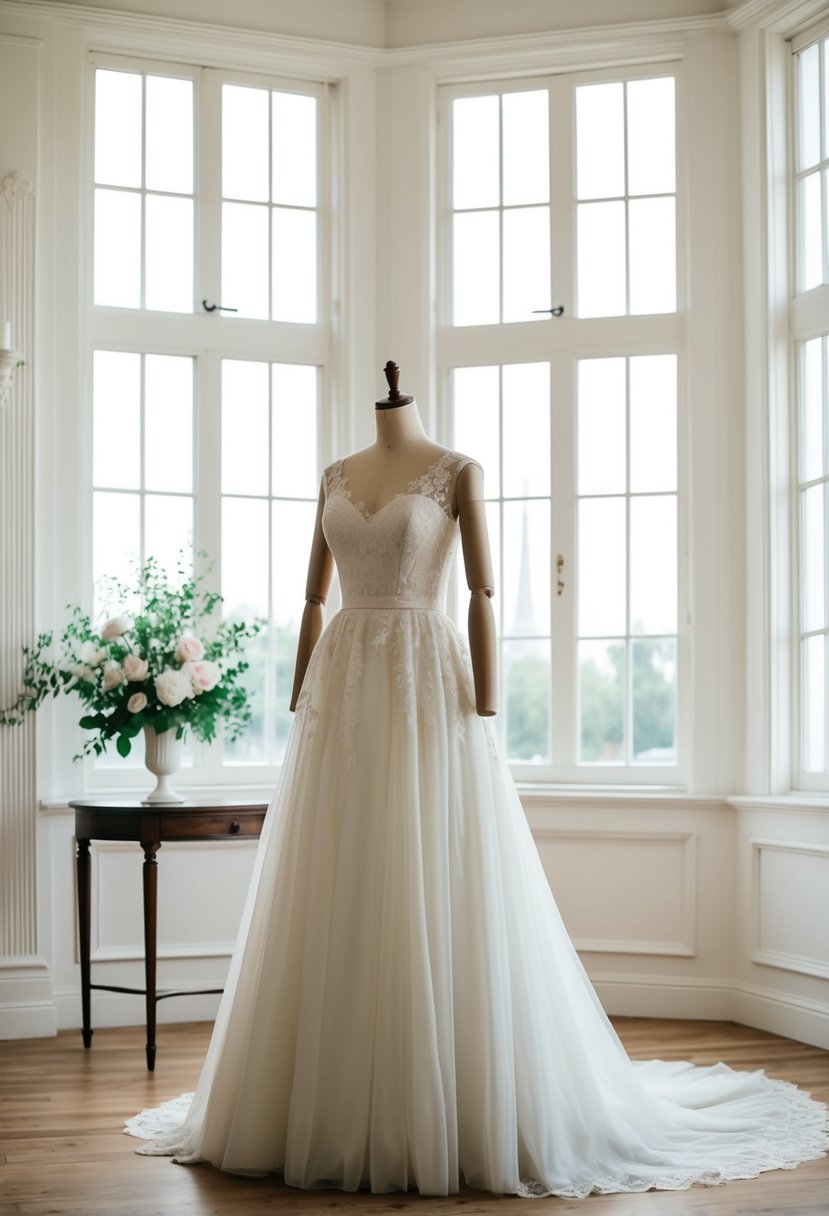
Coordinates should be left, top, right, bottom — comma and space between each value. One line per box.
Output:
322, 450, 477, 608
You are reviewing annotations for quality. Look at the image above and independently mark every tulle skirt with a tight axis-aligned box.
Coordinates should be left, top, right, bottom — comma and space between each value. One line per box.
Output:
124, 607, 829, 1197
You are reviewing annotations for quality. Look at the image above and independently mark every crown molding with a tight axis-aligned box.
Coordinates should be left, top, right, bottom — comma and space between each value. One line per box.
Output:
0, 0, 386, 73
0, 0, 731, 75
726, 0, 829, 31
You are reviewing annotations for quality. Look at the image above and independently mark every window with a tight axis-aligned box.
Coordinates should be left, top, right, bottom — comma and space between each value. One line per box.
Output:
441, 67, 684, 783
88, 55, 330, 785
793, 26, 829, 790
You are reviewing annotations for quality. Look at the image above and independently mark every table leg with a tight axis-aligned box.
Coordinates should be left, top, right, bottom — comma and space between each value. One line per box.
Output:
141, 841, 160, 1071
76, 837, 92, 1049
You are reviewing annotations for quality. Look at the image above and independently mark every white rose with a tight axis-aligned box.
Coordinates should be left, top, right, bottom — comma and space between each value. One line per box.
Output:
102, 661, 124, 691
175, 634, 205, 662
79, 640, 107, 666
154, 667, 194, 707
182, 659, 221, 695
123, 654, 149, 682
101, 614, 134, 641
127, 691, 147, 714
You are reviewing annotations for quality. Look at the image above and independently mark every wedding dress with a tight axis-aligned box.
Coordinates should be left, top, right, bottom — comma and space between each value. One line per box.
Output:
125, 450, 829, 1198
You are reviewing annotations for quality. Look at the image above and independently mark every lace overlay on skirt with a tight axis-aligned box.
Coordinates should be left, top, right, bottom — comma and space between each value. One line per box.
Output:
124, 448, 829, 1198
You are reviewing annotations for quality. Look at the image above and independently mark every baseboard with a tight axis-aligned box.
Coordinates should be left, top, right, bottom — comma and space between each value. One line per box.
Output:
590, 972, 735, 1020
54, 985, 223, 1032
0, 1000, 58, 1039
732, 981, 829, 1051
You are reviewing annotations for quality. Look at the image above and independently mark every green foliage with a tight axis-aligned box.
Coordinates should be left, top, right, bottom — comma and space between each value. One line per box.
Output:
0, 554, 265, 761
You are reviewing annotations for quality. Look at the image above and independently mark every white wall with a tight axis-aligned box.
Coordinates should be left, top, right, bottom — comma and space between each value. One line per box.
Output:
0, 0, 827, 1052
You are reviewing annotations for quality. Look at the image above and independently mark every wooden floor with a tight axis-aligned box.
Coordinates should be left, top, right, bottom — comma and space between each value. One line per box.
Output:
0, 1018, 827, 1215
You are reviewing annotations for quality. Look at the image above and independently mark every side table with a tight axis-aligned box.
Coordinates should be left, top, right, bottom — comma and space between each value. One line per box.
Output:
70, 797, 268, 1070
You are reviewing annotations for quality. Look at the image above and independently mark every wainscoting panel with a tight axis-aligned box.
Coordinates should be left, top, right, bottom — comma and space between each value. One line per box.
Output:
750, 839, 829, 981
87, 840, 259, 964
532, 831, 698, 957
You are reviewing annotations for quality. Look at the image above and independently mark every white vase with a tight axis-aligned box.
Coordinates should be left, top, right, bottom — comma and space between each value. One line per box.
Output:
142, 725, 184, 804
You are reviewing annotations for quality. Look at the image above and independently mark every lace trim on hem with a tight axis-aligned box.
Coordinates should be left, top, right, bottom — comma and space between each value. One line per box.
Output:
124, 1079, 829, 1195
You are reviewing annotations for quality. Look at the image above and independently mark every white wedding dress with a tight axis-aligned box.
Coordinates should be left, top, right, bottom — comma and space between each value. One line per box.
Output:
125, 450, 829, 1198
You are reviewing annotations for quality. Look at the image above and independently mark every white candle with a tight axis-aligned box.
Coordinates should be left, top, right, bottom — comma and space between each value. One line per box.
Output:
0, 321, 10, 350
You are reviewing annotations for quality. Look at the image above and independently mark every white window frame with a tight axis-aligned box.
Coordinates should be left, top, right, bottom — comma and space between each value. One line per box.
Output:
437, 61, 689, 787
79, 50, 336, 792
791, 14, 829, 794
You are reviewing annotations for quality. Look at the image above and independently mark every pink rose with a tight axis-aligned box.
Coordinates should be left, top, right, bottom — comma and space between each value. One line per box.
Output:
102, 661, 124, 691
183, 659, 221, 694
101, 614, 134, 641
127, 692, 147, 714
123, 654, 149, 682
175, 634, 205, 662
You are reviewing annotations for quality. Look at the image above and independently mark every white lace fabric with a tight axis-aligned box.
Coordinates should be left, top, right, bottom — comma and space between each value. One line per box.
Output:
123, 446, 829, 1198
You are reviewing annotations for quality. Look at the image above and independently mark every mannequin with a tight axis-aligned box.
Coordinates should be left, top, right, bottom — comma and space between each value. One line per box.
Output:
290, 361, 498, 715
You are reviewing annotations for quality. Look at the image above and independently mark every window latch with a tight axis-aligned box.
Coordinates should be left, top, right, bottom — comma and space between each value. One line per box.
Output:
532, 306, 565, 317
202, 300, 238, 313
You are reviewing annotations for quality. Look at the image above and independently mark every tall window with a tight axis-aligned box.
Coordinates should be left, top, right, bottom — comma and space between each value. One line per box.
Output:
442, 68, 683, 783
89, 56, 330, 784
793, 25, 829, 791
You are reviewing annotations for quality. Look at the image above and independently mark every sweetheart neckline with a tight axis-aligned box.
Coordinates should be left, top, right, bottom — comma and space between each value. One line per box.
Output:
327, 492, 455, 526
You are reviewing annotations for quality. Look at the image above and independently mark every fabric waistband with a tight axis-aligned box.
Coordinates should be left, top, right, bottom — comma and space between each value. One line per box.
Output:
341, 594, 443, 612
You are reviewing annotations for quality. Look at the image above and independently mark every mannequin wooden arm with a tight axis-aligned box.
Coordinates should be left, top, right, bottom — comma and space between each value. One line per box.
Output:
457, 463, 498, 717
290, 481, 334, 711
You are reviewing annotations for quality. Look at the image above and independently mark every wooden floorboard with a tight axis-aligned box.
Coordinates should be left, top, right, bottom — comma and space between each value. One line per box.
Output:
0, 1018, 827, 1215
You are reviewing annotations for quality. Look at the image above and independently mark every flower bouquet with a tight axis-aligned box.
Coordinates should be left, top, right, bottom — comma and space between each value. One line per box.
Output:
0, 557, 264, 775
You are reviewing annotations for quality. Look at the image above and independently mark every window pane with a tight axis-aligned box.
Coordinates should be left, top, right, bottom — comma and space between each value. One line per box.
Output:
144, 493, 193, 580
503, 499, 550, 636
801, 337, 824, 484
576, 82, 624, 200
221, 360, 270, 496
504, 639, 550, 762
222, 497, 269, 617
579, 639, 625, 763
503, 205, 550, 322
453, 366, 500, 497
801, 171, 822, 293
802, 634, 826, 771
93, 351, 140, 490
273, 500, 316, 629
145, 75, 193, 194
802, 483, 826, 634
453, 211, 499, 325
629, 196, 676, 314
578, 497, 626, 635
94, 189, 141, 308
222, 201, 269, 319
577, 200, 626, 317
630, 495, 677, 635
95, 69, 142, 188
145, 194, 193, 313
273, 363, 318, 497
273, 500, 317, 761
452, 95, 499, 210
93, 491, 140, 614
630, 354, 677, 492
272, 91, 317, 207
145, 355, 193, 493
798, 42, 821, 171
272, 208, 317, 323
502, 90, 549, 206
578, 357, 626, 496
222, 84, 269, 202
632, 637, 676, 762
627, 77, 675, 196
502, 363, 550, 497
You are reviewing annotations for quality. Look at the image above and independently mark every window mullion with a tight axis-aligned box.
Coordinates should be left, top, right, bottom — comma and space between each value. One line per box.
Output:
550, 352, 574, 771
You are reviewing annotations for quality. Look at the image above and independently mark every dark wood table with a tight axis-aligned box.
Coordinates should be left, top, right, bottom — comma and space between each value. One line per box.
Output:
70, 797, 268, 1070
